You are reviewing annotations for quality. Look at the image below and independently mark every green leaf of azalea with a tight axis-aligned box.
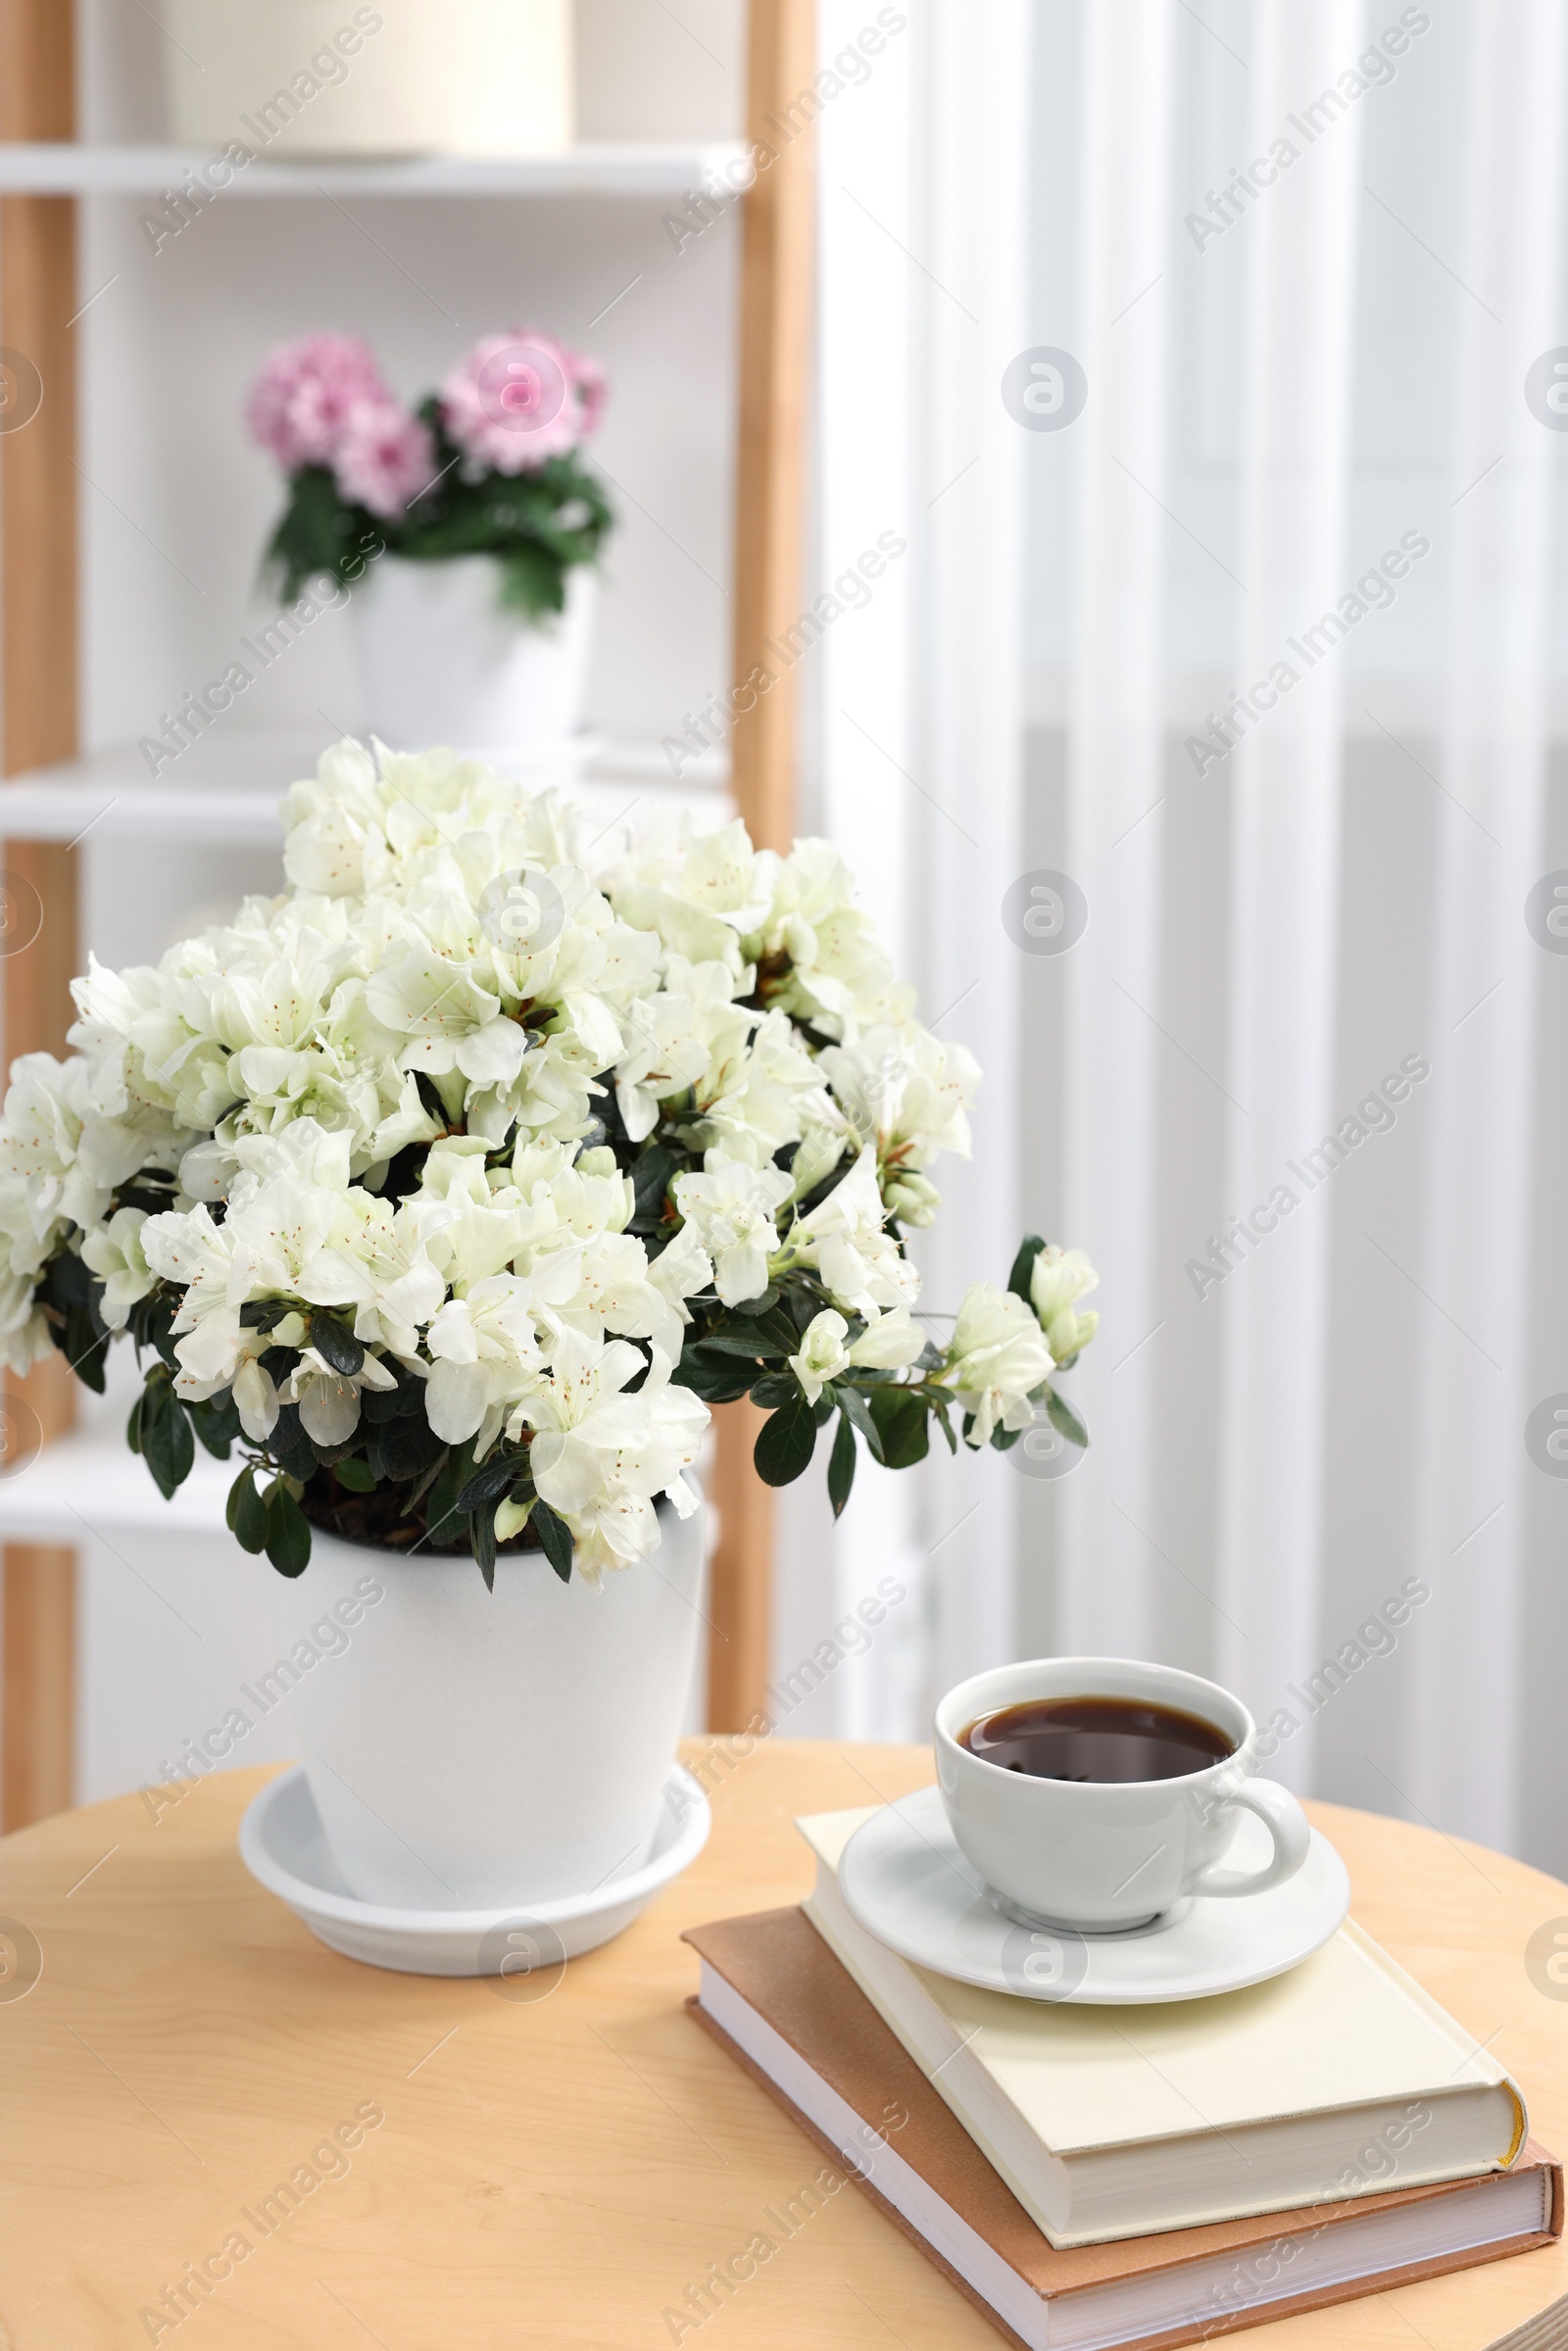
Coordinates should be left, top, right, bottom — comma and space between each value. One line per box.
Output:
531, 1498, 575, 1584
229, 1466, 270, 1554
867, 1385, 929, 1470
754, 1396, 817, 1487
1007, 1234, 1047, 1306
1045, 1386, 1089, 1450
827, 1411, 858, 1519
264, 1482, 312, 1576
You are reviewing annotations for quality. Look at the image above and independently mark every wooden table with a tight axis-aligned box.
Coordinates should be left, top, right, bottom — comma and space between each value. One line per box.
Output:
2, 1740, 1566, 2349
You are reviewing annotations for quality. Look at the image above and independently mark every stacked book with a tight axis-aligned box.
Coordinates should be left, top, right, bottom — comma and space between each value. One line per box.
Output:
684, 1807, 1560, 2351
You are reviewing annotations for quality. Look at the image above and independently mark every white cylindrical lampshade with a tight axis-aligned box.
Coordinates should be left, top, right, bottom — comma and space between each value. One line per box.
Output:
165, 0, 573, 157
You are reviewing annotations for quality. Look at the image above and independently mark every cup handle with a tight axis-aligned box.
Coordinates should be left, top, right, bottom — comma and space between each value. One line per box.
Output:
1188, 1778, 1311, 1899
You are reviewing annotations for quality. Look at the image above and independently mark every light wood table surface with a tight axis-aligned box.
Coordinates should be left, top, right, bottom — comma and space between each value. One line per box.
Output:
2, 1739, 1566, 2349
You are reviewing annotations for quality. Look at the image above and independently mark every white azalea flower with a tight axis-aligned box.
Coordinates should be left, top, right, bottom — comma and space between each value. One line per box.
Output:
424, 1273, 545, 1448
783, 1145, 918, 1316
280, 735, 387, 897
283, 1347, 399, 1445
672, 1158, 793, 1308
679, 1004, 826, 1167
610, 814, 769, 973
80, 1206, 155, 1329
646, 1222, 712, 1347
675, 818, 779, 931
819, 1021, 976, 1157
613, 980, 716, 1144
815, 1021, 978, 1224
937, 1282, 1056, 1448
750, 839, 906, 1031
540, 1229, 691, 1364
140, 1201, 245, 1386
232, 1353, 281, 1442
545, 1151, 634, 1239
846, 1304, 927, 1373
0, 1053, 145, 1249
287, 1181, 447, 1354
789, 1301, 926, 1404
515, 1335, 710, 1581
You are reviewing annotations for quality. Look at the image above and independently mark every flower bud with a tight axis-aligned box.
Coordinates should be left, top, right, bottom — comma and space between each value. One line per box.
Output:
789, 1309, 851, 1403
1046, 1306, 1098, 1363
885, 1171, 940, 1226
788, 1125, 847, 1202
1030, 1244, 1099, 1327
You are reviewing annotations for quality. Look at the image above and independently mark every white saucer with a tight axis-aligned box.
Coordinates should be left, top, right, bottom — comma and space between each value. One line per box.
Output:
238, 1763, 710, 1978
838, 1787, 1349, 2005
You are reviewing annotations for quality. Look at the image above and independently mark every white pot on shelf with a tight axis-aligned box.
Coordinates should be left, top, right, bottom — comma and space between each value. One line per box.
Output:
164, 0, 573, 159
261, 1499, 706, 1911
348, 556, 597, 758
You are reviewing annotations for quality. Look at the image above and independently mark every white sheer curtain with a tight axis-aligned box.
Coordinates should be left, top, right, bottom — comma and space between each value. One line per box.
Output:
1213, 0, 1364, 1787
1056, 0, 1177, 1665
793, 0, 1568, 1877
1410, 0, 1566, 1846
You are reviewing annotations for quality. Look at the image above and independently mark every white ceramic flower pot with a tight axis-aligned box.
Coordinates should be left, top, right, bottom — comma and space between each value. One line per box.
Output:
164, 0, 573, 158
349, 556, 596, 757
261, 1502, 706, 1909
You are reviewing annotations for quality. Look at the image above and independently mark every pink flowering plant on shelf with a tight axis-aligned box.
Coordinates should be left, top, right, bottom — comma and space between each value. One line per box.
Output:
0, 745, 1099, 1585
246, 328, 614, 615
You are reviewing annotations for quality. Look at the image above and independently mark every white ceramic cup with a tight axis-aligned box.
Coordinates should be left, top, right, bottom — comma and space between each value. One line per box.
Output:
935, 1656, 1310, 1933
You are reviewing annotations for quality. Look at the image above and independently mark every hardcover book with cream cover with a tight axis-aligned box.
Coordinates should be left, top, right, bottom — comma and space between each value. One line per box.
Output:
797, 1807, 1527, 2248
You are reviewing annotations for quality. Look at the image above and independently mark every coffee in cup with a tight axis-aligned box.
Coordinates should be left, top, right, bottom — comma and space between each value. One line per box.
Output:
960, 1694, 1235, 1783
935, 1658, 1309, 1934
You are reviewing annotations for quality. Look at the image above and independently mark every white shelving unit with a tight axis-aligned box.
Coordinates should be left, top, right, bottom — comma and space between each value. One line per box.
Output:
0, 1427, 233, 1540
0, 733, 729, 845
0, 141, 748, 199
1, 0, 811, 1797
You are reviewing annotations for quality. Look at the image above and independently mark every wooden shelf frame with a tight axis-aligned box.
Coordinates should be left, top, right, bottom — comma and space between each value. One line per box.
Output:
1, 0, 81, 1832
0, 0, 812, 1816
709, 0, 817, 1729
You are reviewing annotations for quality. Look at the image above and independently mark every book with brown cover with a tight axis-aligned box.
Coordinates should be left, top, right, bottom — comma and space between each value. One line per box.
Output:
683, 1907, 1563, 2351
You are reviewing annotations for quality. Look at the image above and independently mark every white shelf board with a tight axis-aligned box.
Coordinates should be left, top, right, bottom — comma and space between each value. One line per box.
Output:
0, 142, 743, 199
0, 734, 728, 847
0, 1427, 232, 1540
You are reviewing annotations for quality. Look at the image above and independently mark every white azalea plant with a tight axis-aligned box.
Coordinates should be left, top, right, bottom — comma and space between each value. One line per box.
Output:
0, 745, 1100, 1585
